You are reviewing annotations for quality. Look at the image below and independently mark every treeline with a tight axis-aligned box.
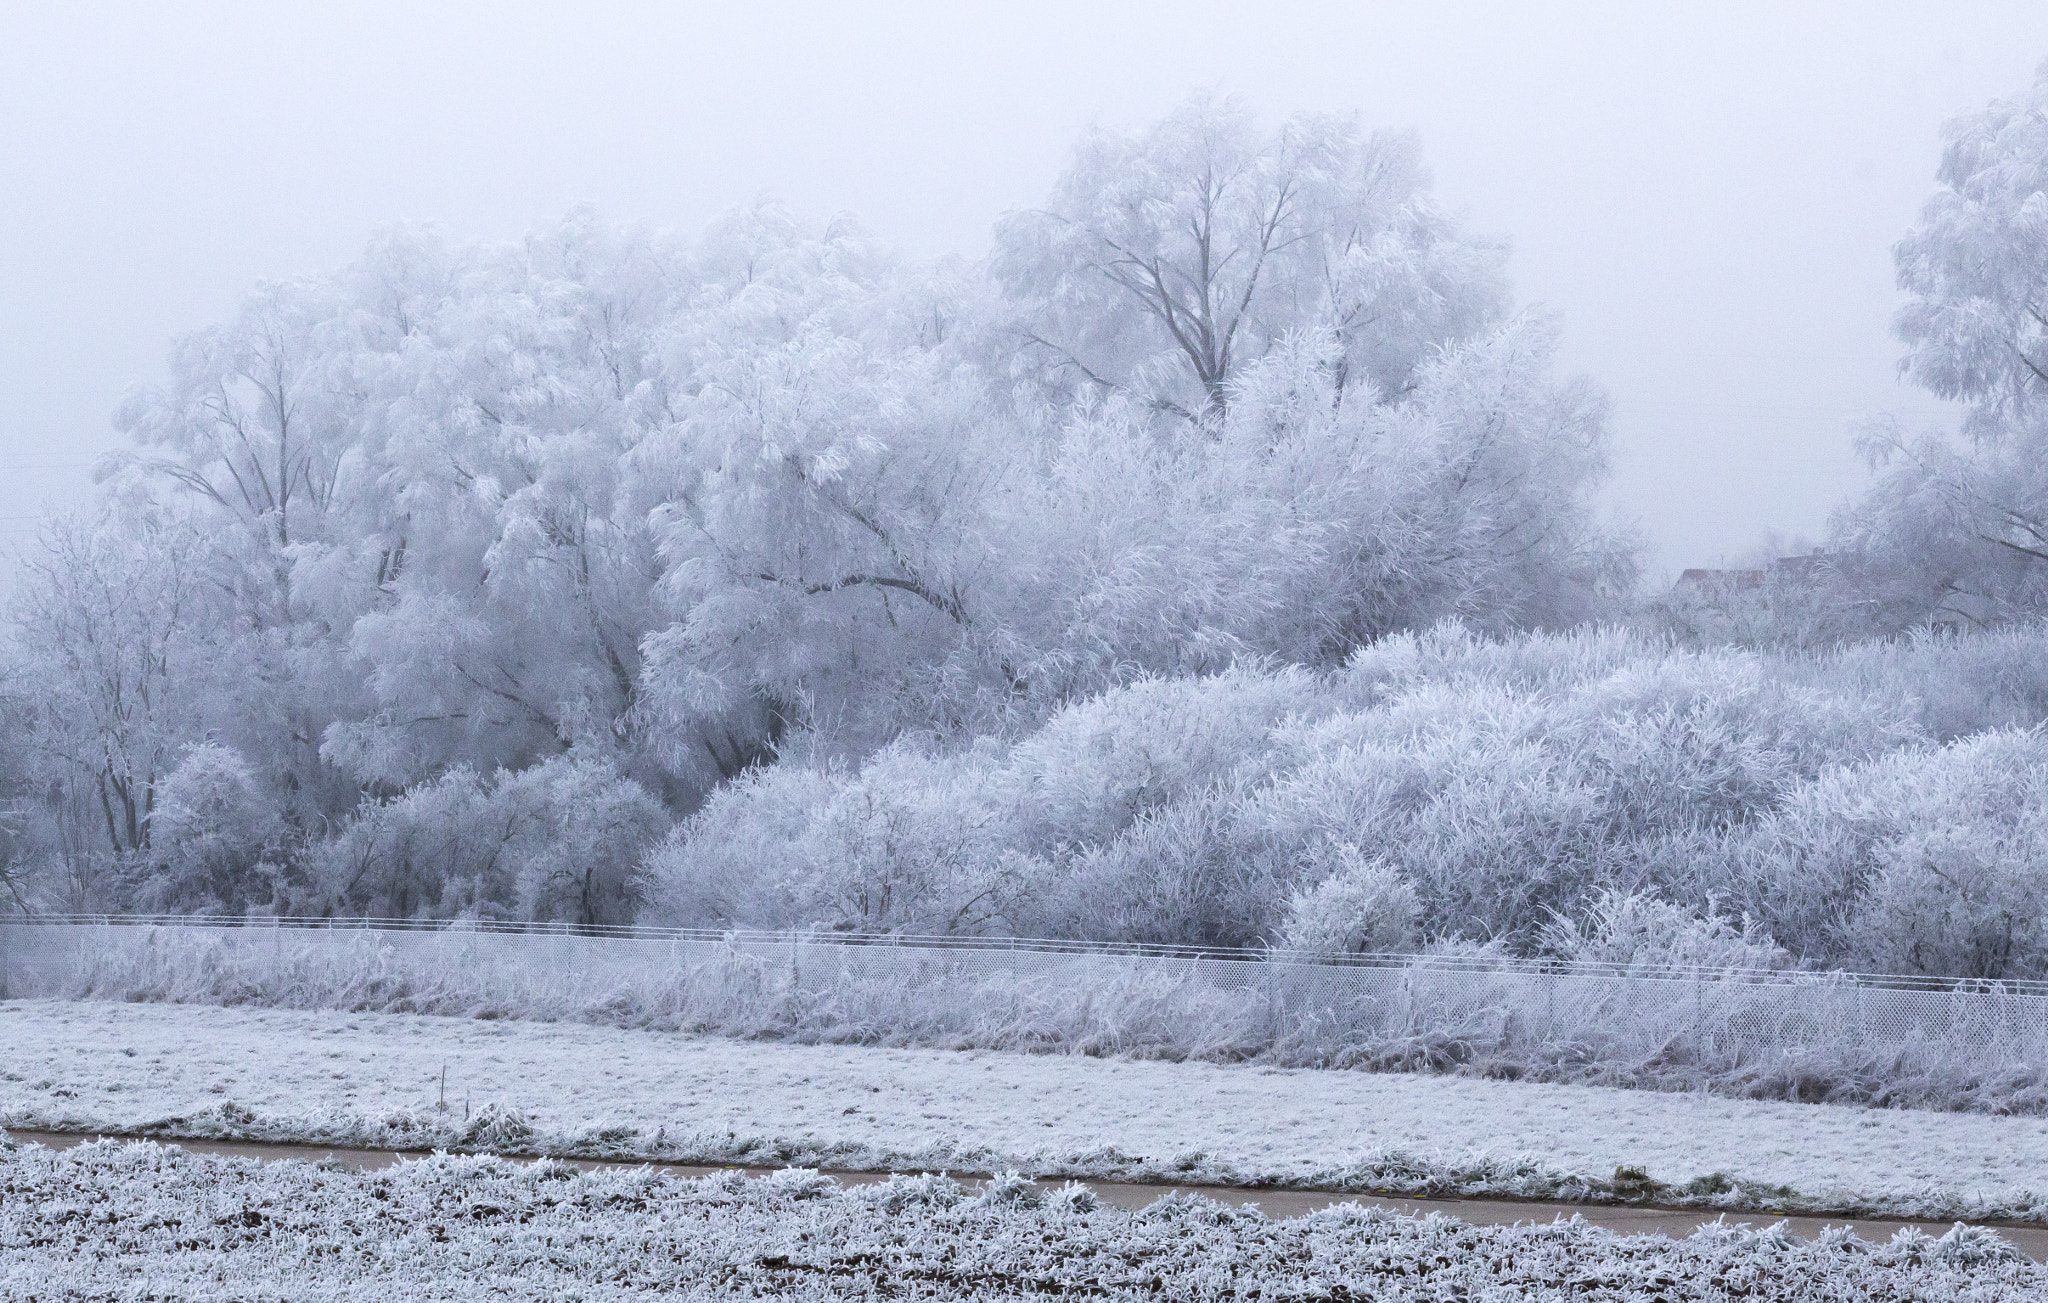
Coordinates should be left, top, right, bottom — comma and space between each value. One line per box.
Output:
0, 97, 1622, 922
7, 69, 2048, 980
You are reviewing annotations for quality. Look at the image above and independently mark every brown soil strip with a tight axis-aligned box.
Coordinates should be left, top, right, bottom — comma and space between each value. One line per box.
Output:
10, 1127, 2044, 1260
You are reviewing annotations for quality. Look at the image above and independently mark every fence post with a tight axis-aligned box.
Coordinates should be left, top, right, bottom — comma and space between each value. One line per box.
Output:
1693, 973, 1704, 1056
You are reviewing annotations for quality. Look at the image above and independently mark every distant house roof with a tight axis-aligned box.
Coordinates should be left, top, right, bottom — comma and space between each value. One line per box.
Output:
1675, 553, 1837, 591
1676, 567, 1763, 589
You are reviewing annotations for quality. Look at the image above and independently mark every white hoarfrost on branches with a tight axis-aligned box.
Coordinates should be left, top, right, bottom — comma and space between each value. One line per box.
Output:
993, 94, 1509, 420
1837, 61, 2048, 627
1894, 60, 2048, 434
658, 624, 2002, 971
3, 93, 1635, 936
1279, 846, 1422, 954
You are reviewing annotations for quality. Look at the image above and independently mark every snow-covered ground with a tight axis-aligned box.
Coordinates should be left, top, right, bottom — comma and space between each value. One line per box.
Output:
3, 1140, 2040, 1302
8, 998, 2048, 1220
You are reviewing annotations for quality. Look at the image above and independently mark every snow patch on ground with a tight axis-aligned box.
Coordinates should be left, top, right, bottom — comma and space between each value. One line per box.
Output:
3, 1140, 2041, 1301
6, 999, 2048, 1221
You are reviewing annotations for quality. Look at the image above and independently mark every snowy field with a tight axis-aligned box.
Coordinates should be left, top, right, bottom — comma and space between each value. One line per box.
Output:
2, 1140, 2039, 1301
9, 999, 2048, 1223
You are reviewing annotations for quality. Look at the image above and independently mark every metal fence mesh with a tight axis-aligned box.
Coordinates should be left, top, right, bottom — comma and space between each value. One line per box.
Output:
5, 917, 2047, 1068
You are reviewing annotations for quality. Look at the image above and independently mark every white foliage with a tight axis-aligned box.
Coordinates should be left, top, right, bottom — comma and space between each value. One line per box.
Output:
992, 93, 1509, 420
142, 743, 283, 914
1894, 60, 2048, 432
1833, 62, 2048, 628
1279, 846, 1421, 954
1740, 729, 2048, 979
652, 623, 2014, 964
307, 754, 668, 927
1539, 889, 1792, 972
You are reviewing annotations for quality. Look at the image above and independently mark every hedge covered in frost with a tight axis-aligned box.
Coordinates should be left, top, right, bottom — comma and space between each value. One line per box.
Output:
651, 624, 2048, 980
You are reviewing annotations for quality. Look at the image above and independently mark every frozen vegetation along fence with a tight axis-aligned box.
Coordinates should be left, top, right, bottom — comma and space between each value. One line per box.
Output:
6, 916, 2048, 1110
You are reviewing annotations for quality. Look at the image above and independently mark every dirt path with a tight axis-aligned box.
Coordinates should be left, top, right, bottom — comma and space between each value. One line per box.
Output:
13, 1127, 2046, 1260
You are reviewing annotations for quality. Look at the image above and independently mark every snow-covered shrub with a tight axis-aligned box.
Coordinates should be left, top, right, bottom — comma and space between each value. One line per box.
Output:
137, 743, 284, 914
792, 743, 1022, 934
1335, 622, 1673, 705
652, 668, 1320, 938
492, 757, 672, 927
1019, 783, 1276, 946
1539, 889, 1791, 971
1253, 629, 1919, 946
639, 621, 2048, 978
1559, 655, 1918, 835
639, 763, 841, 928
1002, 665, 1323, 852
1738, 730, 2048, 978
1800, 625, 2048, 741
1278, 845, 1420, 953
306, 755, 667, 926
308, 767, 497, 919
761, 1166, 839, 1201
647, 739, 1020, 934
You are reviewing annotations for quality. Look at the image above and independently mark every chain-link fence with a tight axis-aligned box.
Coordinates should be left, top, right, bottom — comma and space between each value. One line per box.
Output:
5, 915, 2048, 1076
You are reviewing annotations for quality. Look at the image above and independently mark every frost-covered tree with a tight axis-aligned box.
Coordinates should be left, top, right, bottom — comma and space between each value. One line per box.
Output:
138, 742, 284, 914
991, 317, 1626, 693
993, 94, 1508, 422
23, 100, 1637, 924
110, 216, 692, 804
1894, 63, 2048, 436
1836, 61, 2048, 627
639, 286, 1004, 756
305, 754, 666, 926
7, 504, 219, 866
308, 217, 681, 793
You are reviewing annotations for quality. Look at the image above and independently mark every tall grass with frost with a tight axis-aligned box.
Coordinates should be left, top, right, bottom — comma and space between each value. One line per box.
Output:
13, 922, 2048, 1113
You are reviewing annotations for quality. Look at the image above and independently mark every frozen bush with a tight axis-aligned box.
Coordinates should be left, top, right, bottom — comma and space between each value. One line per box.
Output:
639, 763, 841, 928
649, 739, 1021, 934
1800, 625, 2048, 741
307, 755, 667, 926
858, 1171, 964, 1212
1023, 783, 1276, 946
1539, 888, 1791, 971
1003, 665, 1324, 852
1736, 731, 2048, 977
1335, 622, 1672, 707
1278, 845, 1420, 953
492, 757, 673, 927
1366, 737, 1609, 943
309, 767, 497, 919
638, 622, 2048, 977
1561, 656, 1920, 836
793, 742, 1021, 934
653, 668, 1322, 938
136, 743, 284, 914
1253, 632, 1920, 946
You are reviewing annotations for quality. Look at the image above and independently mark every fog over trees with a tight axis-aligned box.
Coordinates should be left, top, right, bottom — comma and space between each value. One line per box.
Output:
9, 72, 2048, 980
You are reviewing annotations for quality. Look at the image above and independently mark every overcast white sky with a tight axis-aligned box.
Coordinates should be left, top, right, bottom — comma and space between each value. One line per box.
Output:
5, 2, 2047, 579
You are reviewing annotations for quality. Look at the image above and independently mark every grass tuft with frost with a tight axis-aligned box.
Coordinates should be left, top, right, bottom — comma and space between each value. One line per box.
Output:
15, 924, 2048, 1114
